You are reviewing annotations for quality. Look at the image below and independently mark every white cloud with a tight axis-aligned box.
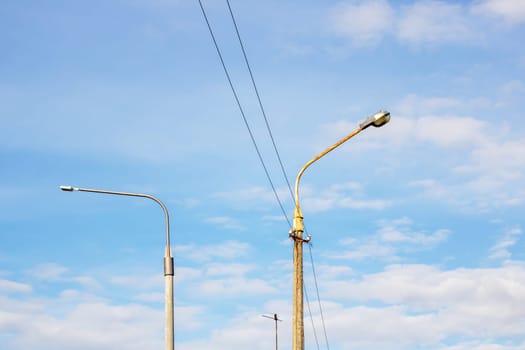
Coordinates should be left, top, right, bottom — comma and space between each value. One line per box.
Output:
327, 1, 494, 48
174, 240, 250, 262
409, 178, 449, 198
71, 276, 102, 289
56, 288, 107, 304
468, 139, 525, 176
205, 216, 246, 231
174, 266, 203, 282
24, 263, 101, 289
396, 94, 465, 115
318, 264, 525, 348
197, 277, 277, 297
413, 178, 522, 213
304, 195, 390, 212
414, 115, 486, 147
472, 0, 525, 24
453, 138, 525, 209
397, 1, 477, 46
329, 0, 394, 46
380, 225, 449, 245
330, 241, 397, 261
0, 279, 32, 294
170, 197, 200, 208
213, 186, 291, 209
109, 274, 162, 290
214, 182, 389, 214
133, 292, 164, 303
318, 113, 486, 153
301, 182, 391, 213
26, 263, 68, 281
205, 263, 255, 277
0, 272, 203, 350
3, 257, 525, 350
500, 80, 525, 96
261, 215, 288, 222
178, 311, 286, 350
438, 341, 525, 350
173, 305, 206, 331
324, 304, 442, 348
320, 97, 525, 211
0, 298, 164, 350
326, 0, 525, 49
173, 261, 278, 298
330, 217, 449, 260
324, 263, 525, 311
490, 227, 523, 260
312, 264, 354, 279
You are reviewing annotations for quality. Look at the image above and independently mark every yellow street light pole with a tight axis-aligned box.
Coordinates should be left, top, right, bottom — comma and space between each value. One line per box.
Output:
289, 110, 390, 350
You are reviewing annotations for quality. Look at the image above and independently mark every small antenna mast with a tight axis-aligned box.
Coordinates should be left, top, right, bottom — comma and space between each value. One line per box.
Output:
262, 313, 282, 350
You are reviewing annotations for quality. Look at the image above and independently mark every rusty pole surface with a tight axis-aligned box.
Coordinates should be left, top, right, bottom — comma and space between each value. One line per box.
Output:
289, 110, 390, 350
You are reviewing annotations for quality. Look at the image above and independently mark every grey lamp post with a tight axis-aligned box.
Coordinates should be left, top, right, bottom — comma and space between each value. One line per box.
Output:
289, 111, 390, 350
60, 185, 175, 350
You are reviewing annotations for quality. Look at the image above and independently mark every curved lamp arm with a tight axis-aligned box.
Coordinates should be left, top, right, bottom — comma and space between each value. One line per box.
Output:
291, 110, 390, 234
60, 185, 173, 272
60, 185, 175, 350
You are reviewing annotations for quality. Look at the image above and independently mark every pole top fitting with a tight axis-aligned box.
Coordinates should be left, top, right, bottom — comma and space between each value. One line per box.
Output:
359, 110, 391, 129
60, 185, 78, 191
289, 231, 312, 243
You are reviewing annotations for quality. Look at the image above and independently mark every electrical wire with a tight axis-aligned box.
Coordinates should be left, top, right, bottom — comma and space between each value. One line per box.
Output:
198, 2, 330, 350
224, 3, 331, 350
309, 243, 330, 350
225, 0, 295, 201
197, 0, 291, 229
304, 286, 321, 350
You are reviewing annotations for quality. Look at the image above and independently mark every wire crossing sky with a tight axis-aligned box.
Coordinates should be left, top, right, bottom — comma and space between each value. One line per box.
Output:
197, 3, 330, 346
1, 1, 525, 350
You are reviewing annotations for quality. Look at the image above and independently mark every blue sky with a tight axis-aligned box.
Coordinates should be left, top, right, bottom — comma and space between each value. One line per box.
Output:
1, 0, 525, 349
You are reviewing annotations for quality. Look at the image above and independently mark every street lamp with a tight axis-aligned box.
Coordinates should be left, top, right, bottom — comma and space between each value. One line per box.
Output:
60, 185, 175, 350
289, 110, 390, 350
262, 313, 282, 350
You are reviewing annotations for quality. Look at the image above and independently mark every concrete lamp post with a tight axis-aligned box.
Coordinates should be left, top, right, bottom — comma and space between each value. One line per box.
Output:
289, 110, 390, 350
60, 185, 175, 350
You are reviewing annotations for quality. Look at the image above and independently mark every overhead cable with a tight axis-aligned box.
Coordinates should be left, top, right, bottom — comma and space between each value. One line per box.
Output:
304, 285, 321, 350
225, 0, 295, 201
224, 3, 331, 350
197, 0, 291, 229
309, 243, 330, 350
198, 3, 330, 350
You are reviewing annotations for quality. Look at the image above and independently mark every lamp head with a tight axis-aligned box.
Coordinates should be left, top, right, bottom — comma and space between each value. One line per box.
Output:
359, 110, 390, 129
60, 185, 77, 192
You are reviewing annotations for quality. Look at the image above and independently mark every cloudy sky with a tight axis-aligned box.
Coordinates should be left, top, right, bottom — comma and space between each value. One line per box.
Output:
1, 0, 525, 349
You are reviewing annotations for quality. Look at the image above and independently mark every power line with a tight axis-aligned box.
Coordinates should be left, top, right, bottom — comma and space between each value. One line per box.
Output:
197, 0, 291, 229
198, 3, 330, 350
225, 0, 295, 201
304, 285, 321, 350
309, 243, 330, 350
224, 4, 331, 350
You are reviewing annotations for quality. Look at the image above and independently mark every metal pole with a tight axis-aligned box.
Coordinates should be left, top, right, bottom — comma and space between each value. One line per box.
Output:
274, 314, 279, 350
262, 313, 282, 350
60, 185, 175, 350
289, 110, 390, 350
290, 128, 363, 350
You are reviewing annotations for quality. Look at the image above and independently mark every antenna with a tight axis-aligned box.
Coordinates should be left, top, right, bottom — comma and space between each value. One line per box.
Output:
262, 313, 282, 350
